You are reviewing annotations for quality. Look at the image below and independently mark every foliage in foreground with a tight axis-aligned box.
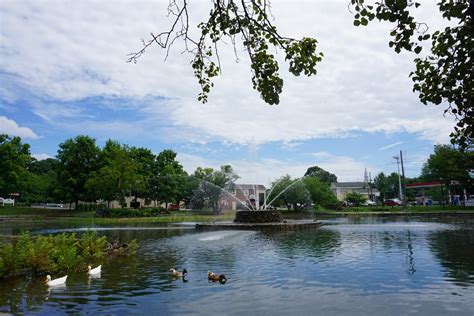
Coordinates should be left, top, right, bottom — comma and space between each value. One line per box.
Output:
0, 231, 136, 278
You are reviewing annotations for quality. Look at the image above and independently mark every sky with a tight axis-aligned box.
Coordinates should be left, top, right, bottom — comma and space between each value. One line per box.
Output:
0, 0, 455, 186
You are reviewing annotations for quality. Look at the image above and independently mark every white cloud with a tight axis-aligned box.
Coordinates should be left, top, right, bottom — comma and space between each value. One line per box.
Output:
0, 116, 38, 139
178, 151, 378, 186
32, 153, 52, 160
379, 141, 404, 151
0, 1, 455, 146
309, 152, 380, 182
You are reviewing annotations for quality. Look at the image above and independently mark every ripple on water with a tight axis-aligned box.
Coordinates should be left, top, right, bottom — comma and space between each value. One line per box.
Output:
1, 218, 474, 315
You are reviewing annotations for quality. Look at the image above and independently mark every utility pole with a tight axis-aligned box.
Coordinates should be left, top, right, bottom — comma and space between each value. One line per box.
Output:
400, 150, 406, 202
393, 155, 403, 200
369, 171, 373, 201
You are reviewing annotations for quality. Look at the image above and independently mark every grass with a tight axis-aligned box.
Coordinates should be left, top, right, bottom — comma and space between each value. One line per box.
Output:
0, 206, 235, 224
0, 206, 94, 217
2, 205, 473, 224
317, 205, 474, 214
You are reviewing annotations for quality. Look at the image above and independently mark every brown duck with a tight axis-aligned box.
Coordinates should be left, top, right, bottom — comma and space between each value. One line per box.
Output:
169, 268, 188, 278
207, 271, 227, 283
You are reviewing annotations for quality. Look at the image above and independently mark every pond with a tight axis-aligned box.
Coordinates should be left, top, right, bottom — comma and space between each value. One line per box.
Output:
1, 215, 474, 315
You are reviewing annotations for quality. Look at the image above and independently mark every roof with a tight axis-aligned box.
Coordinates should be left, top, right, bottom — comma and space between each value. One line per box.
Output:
331, 182, 369, 188
406, 181, 441, 189
331, 182, 380, 193
235, 184, 267, 190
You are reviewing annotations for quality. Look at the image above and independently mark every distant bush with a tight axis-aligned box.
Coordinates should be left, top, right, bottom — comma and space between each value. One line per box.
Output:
95, 207, 169, 218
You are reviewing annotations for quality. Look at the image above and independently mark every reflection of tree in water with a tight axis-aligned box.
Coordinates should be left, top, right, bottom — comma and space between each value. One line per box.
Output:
0, 276, 47, 314
264, 229, 341, 260
429, 228, 474, 286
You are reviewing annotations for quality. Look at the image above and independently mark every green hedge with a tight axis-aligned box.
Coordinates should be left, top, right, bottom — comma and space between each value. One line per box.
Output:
95, 207, 169, 218
76, 203, 109, 211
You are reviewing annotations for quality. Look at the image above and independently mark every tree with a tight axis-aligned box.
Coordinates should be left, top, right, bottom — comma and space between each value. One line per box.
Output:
0, 134, 32, 198
373, 172, 388, 201
374, 172, 401, 200
304, 166, 337, 185
351, 0, 473, 148
25, 158, 59, 203
129, 146, 157, 198
128, 0, 323, 105
267, 175, 311, 211
150, 149, 187, 209
86, 140, 141, 207
303, 177, 338, 209
420, 144, 474, 192
191, 165, 239, 213
345, 191, 367, 206
181, 174, 200, 209
131, 0, 473, 148
57, 135, 101, 209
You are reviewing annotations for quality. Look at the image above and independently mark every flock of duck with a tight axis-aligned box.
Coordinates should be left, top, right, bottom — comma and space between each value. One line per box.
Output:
45, 266, 226, 287
169, 268, 227, 283
45, 265, 102, 286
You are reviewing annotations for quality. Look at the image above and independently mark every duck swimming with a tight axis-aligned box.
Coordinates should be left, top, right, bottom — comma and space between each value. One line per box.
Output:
207, 271, 226, 283
45, 275, 67, 287
169, 268, 188, 278
87, 265, 101, 275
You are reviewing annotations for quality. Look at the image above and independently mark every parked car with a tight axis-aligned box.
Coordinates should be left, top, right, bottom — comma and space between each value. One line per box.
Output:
465, 198, 474, 207
363, 200, 377, 206
384, 198, 402, 206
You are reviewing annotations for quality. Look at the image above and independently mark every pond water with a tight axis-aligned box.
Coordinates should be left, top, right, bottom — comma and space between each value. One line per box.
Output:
1, 215, 474, 315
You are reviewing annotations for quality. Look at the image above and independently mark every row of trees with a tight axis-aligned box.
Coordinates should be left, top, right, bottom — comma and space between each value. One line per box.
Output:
2, 133, 471, 210
0, 133, 340, 211
0, 134, 239, 211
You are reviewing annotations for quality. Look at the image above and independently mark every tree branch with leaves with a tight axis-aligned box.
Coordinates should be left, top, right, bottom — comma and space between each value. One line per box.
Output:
128, 0, 323, 105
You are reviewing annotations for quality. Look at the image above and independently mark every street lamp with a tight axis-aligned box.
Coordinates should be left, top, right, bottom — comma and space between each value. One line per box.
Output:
393, 155, 403, 201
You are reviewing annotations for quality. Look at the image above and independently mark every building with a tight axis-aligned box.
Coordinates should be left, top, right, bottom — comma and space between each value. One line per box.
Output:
220, 184, 267, 210
331, 182, 380, 201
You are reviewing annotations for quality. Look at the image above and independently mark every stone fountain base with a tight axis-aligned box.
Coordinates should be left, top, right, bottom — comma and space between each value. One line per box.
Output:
234, 211, 284, 223
195, 211, 322, 231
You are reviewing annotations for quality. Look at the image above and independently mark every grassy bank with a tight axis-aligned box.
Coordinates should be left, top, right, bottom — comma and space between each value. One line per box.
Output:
315, 205, 474, 215
0, 206, 235, 224
0, 206, 94, 217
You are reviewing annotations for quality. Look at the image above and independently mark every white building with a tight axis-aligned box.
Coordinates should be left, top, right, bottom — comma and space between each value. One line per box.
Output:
331, 182, 380, 201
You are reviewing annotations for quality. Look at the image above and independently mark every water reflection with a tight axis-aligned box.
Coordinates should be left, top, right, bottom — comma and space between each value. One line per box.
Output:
0, 217, 473, 315
429, 228, 474, 286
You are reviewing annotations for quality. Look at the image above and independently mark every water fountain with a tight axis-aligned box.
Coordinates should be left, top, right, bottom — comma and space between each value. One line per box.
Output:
141, 174, 320, 229
192, 176, 321, 230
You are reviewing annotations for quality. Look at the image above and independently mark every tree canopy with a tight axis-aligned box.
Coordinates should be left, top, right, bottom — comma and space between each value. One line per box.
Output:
345, 191, 367, 206
191, 165, 239, 212
303, 177, 339, 209
304, 166, 337, 185
0, 134, 31, 197
56, 135, 101, 207
267, 175, 311, 211
130, 0, 473, 148
420, 144, 474, 188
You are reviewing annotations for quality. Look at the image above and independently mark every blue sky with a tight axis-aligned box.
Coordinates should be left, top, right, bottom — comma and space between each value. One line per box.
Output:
0, 1, 455, 185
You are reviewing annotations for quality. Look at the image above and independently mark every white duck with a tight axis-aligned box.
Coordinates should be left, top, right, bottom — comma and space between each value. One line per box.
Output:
87, 265, 102, 275
45, 275, 67, 287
